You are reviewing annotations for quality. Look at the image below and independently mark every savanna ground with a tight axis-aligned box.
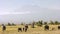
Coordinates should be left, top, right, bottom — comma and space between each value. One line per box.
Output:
0, 25, 60, 34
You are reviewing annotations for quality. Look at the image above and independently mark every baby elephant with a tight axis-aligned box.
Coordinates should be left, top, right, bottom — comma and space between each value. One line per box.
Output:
44, 25, 49, 30
24, 25, 28, 32
2, 24, 6, 31
58, 26, 60, 30
18, 28, 22, 32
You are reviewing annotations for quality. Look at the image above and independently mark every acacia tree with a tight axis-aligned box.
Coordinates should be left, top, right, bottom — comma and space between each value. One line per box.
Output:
31, 21, 35, 28
55, 21, 59, 25
49, 21, 54, 25
20, 22, 25, 25
7, 23, 11, 26
36, 20, 43, 26
12, 23, 16, 26
44, 22, 47, 25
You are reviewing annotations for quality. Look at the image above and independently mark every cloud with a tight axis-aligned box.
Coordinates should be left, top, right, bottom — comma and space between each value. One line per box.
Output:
46, 5, 60, 10
0, 11, 31, 15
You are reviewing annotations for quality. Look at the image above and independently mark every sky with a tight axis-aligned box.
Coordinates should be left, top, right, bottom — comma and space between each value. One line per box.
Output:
0, 0, 60, 24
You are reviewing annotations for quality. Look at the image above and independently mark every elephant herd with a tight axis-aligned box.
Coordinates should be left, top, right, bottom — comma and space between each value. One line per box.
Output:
2, 24, 28, 32
44, 25, 60, 30
18, 24, 28, 32
2, 24, 60, 32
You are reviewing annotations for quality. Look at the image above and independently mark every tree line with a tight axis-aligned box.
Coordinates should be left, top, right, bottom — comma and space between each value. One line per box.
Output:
1, 20, 60, 27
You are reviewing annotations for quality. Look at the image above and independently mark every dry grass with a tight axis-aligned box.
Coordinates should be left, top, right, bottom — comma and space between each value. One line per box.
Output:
0, 25, 60, 34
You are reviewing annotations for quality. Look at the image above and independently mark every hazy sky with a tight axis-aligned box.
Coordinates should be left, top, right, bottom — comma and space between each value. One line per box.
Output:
0, 0, 60, 24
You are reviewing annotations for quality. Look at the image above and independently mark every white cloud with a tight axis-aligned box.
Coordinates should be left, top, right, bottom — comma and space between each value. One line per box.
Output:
45, 5, 60, 10
11, 11, 31, 14
0, 11, 31, 15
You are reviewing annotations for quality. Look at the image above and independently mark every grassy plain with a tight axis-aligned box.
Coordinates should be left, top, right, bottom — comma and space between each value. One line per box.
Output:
0, 25, 60, 34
